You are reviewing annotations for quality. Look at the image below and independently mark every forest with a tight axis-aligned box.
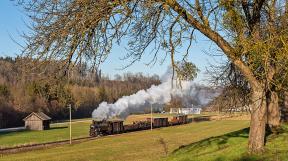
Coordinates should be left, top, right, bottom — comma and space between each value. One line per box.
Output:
0, 57, 160, 128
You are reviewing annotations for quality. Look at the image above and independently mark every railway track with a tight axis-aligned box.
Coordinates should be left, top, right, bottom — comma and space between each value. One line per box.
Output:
0, 136, 97, 155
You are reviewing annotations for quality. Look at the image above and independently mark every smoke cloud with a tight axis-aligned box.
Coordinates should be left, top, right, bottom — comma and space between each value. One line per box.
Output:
92, 69, 220, 119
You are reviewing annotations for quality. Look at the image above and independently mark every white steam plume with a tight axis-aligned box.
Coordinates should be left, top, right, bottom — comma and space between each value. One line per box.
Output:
92, 70, 220, 119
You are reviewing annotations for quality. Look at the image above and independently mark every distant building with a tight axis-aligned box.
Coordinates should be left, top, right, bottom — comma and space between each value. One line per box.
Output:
23, 112, 51, 130
170, 108, 202, 115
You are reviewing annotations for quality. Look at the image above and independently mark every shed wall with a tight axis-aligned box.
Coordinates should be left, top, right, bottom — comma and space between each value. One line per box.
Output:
25, 115, 43, 130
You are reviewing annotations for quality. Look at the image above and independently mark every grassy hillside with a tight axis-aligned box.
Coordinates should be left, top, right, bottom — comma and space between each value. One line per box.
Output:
0, 113, 211, 148
0, 120, 249, 161
162, 124, 288, 161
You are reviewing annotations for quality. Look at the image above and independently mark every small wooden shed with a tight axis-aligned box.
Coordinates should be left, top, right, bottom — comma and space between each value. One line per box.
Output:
23, 112, 51, 130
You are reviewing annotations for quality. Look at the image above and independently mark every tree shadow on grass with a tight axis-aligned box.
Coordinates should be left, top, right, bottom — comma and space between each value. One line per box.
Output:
170, 125, 288, 161
173, 127, 250, 155
168, 128, 251, 161
232, 154, 263, 161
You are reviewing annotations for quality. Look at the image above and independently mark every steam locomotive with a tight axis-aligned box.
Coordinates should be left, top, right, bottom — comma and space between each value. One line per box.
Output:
90, 115, 189, 137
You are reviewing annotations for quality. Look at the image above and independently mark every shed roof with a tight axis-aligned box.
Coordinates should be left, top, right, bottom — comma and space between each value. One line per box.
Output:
23, 112, 51, 121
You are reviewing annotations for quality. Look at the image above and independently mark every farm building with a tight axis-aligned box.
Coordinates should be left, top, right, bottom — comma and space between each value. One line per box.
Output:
23, 112, 51, 130
170, 108, 202, 114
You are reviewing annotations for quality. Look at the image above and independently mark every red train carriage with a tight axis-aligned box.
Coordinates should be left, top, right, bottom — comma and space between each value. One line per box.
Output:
90, 115, 189, 137
124, 121, 150, 132
170, 115, 188, 125
90, 119, 124, 137
146, 117, 169, 128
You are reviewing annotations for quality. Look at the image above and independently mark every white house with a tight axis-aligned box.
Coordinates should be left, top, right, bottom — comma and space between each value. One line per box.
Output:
170, 108, 202, 114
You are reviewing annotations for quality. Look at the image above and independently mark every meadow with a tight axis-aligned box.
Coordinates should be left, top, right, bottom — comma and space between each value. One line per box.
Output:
162, 124, 288, 161
0, 119, 250, 161
0, 113, 213, 148
2, 113, 285, 161
0, 121, 90, 148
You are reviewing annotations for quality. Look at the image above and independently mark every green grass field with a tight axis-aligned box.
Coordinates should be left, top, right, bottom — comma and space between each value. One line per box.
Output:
0, 120, 250, 161
3, 113, 280, 161
0, 121, 91, 148
162, 124, 288, 161
0, 113, 209, 148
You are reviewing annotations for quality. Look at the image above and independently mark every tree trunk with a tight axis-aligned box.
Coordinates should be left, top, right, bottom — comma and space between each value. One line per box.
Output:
281, 91, 288, 122
267, 91, 280, 132
248, 91, 267, 153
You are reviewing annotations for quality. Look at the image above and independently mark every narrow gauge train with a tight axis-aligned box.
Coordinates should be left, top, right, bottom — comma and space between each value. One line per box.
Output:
90, 115, 189, 137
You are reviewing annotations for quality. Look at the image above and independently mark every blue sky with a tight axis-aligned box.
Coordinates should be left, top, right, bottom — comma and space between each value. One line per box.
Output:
0, 1, 227, 83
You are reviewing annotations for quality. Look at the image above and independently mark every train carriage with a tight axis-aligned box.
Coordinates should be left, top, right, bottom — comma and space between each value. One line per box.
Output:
146, 117, 169, 128
170, 115, 188, 125
90, 115, 188, 137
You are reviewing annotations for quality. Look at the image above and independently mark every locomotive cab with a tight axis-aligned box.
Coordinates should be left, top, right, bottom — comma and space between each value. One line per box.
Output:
90, 119, 124, 137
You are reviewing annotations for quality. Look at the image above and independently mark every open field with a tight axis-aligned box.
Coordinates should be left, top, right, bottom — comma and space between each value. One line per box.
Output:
0, 113, 215, 148
0, 121, 91, 148
162, 124, 288, 161
0, 120, 249, 161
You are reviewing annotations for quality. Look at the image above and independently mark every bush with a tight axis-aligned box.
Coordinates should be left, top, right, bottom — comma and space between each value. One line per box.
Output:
0, 84, 10, 98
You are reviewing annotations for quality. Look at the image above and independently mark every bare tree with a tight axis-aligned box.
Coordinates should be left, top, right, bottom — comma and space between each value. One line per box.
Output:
208, 62, 251, 114
19, 0, 288, 153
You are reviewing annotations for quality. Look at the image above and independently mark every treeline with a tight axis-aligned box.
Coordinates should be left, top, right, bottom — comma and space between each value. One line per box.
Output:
0, 57, 160, 128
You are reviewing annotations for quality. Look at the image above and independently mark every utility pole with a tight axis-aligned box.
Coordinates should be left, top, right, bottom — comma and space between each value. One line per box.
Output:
150, 103, 153, 131
67, 66, 72, 144
68, 104, 72, 144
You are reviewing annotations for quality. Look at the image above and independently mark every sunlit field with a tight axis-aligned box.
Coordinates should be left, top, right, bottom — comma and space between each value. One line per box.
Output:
0, 113, 193, 148
0, 120, 249, 161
